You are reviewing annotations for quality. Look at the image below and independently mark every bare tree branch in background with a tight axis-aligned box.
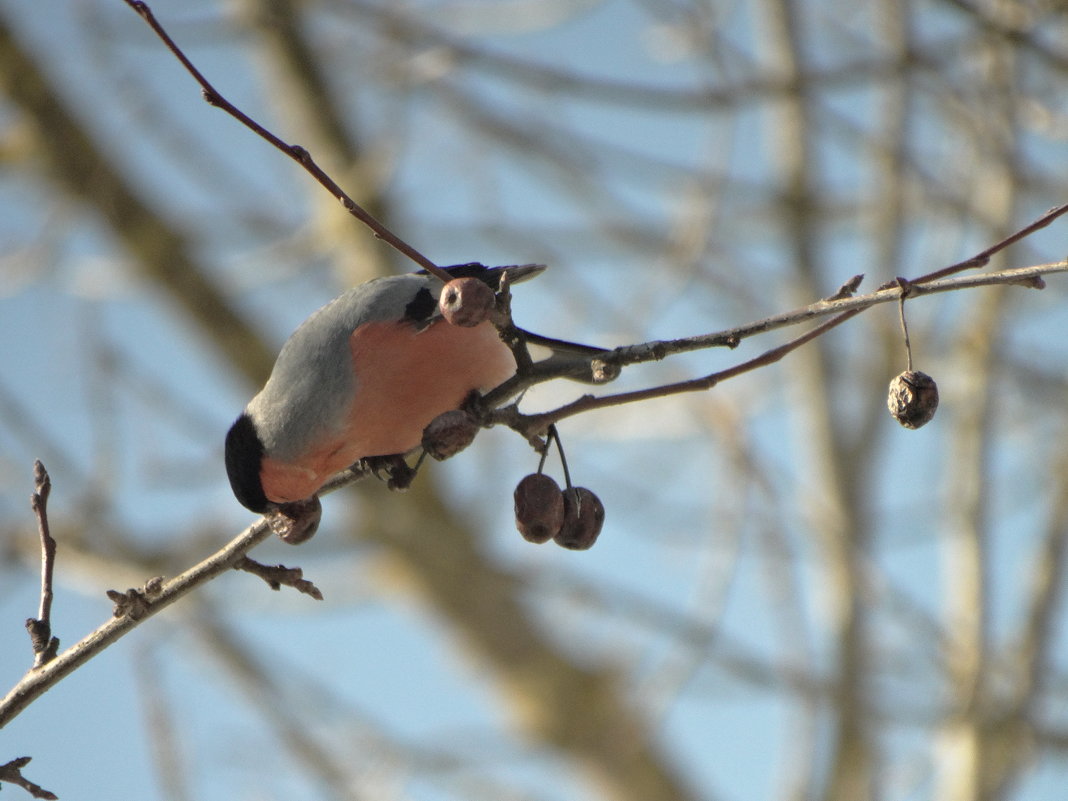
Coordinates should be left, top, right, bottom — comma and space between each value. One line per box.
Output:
2, 2, 1068, 801
0, 14, 276, 385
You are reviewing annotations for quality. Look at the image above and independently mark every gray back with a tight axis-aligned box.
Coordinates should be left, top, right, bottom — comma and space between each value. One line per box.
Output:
247, 274, 438, 460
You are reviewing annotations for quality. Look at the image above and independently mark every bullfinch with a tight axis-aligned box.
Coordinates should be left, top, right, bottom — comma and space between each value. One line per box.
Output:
225, 263, 605, 514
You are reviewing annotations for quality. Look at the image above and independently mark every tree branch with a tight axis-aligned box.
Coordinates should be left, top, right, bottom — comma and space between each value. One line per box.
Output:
0, 757, 57, 801
0, 517, 273, 729
482, 260, 1064, 436
122, 0, 451, 283
25, 461, 59, 668
1, 241, 1061, 733
0, 13, 276, 386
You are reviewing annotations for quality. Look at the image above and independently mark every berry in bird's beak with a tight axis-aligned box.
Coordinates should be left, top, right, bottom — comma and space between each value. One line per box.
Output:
439, 277, 495, 327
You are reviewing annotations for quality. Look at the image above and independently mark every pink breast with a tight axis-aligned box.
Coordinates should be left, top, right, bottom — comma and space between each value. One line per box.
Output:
260, 318, 515, 504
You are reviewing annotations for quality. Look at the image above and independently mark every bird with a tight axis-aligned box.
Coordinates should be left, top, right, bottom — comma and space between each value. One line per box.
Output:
225, 262, 607, 516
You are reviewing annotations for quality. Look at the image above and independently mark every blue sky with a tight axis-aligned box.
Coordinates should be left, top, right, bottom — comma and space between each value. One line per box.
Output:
3, 2, 1068, 800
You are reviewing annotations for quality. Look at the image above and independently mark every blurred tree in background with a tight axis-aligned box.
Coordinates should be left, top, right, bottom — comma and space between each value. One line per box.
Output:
2, 1, 1068, 800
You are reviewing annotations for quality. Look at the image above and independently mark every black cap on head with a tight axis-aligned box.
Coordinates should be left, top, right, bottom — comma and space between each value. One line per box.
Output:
225, 413, 269, 513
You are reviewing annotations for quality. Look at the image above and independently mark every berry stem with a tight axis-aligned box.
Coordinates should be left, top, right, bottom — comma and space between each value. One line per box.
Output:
548, 425, 573, 490
896, 280, 915, 372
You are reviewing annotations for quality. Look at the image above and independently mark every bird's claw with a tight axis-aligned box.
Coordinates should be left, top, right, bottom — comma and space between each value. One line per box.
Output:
359, 455, 417, 491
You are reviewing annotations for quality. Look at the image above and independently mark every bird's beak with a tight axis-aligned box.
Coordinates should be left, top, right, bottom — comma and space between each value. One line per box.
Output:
500, 263, 547, 284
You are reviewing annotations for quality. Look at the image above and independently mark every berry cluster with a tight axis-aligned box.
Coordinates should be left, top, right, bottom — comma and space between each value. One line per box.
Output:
513, 473, 605, 550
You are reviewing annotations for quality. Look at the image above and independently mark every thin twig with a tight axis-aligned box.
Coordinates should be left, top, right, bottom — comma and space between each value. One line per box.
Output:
482, 260, 1064, 411
121, 0, 452, 284
897, 279, 914, 372
481, 259, 1061, 439
0, 462, 377, 730
877, 201, 1068, 287
0, 757, 57, 800
234, 557, 324, 600
547, 425, 572, 488
25, 461, 59, 668
0, 518, 274, 729
489, 306, 865, 438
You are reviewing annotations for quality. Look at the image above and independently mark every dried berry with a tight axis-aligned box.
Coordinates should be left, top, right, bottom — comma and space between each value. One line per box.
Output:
514, 473, 565, 544
591, 358, 621, 384
554, 487, 605, 550
439, 277, 495, 327
422, 409, 479, 460
887, 370, 939, 429
269, 495, 322, 544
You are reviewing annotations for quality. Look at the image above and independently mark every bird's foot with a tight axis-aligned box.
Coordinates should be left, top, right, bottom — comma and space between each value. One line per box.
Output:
359, 455, 418, 491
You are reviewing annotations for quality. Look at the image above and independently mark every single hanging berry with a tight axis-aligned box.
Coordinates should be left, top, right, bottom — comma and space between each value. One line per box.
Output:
887, 370, 939, 429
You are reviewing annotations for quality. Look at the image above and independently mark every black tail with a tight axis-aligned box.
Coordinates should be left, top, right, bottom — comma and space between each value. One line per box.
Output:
523, 330, 615, 384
